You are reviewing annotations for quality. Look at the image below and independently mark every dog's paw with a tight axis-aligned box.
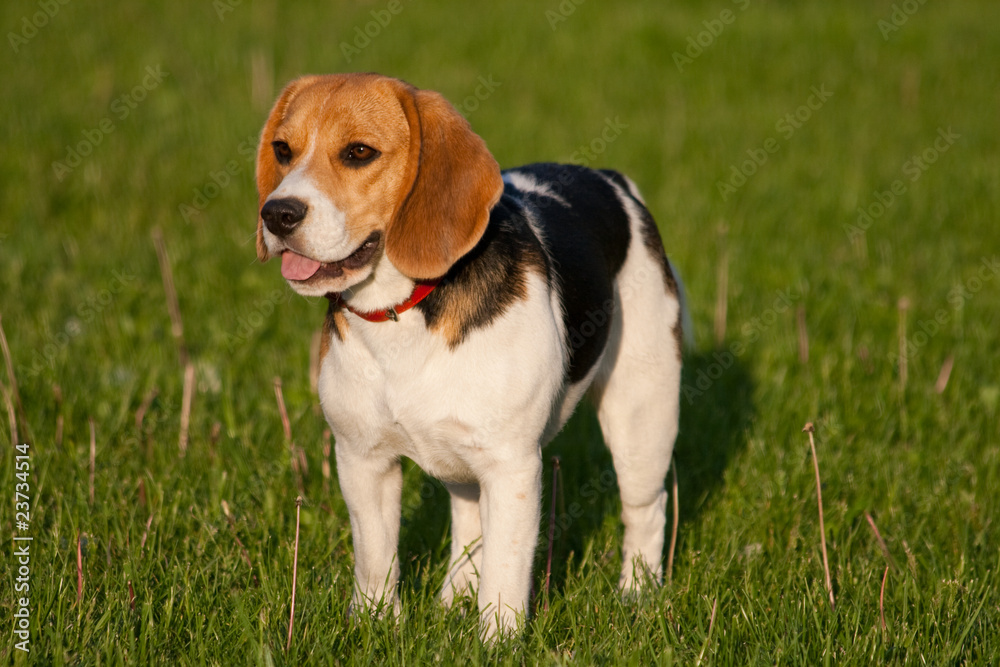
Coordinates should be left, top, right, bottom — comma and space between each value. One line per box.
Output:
348, 591, 401, 623
618, 557, 662, 598
439, 580, 477, 609
478, 603, 527, 644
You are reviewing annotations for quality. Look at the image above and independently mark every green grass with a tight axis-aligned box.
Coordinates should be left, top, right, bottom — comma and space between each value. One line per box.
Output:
2, 0, 999, 663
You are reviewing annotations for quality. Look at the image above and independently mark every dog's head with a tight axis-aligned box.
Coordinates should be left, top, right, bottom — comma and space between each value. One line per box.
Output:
255, 73, 504, 297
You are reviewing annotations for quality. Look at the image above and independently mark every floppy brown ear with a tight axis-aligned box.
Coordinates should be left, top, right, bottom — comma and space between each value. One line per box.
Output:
255, 76, 320, 262
387, 85, 504, 280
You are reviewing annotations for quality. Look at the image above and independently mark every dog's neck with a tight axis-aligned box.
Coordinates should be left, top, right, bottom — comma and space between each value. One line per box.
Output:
335, 256, 417, 315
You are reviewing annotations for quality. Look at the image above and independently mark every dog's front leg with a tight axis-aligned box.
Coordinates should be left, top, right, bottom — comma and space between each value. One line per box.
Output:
477, 457, 542, 640
335, 445, 403, 618
440, 482, 483, 606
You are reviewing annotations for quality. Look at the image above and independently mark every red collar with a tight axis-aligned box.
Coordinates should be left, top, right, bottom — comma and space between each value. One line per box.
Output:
331, 280, 440, 322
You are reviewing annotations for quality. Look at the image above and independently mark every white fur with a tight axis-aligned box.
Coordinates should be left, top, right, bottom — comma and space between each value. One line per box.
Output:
280, 160, 684, 641
261, 149, 355, 263
502, 171, 571, 208
320, 272, 564, 637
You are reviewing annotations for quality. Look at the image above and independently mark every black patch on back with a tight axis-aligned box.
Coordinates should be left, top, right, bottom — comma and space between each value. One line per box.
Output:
640, 207, 684, 359
415, 195, 548, 345
510, 164, 632, 383
601, 168, 684, 359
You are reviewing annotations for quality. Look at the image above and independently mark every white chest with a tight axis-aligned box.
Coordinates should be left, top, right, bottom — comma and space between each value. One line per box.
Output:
317, 294, 565, 482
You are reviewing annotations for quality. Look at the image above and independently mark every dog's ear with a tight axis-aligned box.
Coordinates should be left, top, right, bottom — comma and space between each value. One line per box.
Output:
387, 84, 504, 280
255, 76, 319, 263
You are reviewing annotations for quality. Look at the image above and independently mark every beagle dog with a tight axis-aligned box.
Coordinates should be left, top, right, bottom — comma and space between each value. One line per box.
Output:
255, 73, 686, 639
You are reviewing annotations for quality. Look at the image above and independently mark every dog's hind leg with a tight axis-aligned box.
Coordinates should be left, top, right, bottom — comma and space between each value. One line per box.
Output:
591, 237, 684, 593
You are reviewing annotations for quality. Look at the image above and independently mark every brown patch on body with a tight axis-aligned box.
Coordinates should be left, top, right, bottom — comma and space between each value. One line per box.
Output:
320, 298, 349, 365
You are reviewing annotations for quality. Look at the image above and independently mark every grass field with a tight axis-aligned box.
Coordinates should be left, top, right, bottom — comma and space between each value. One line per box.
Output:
2, 0, 999, 663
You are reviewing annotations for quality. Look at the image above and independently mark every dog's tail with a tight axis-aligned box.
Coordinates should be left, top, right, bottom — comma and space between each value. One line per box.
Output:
668, 259, 696, 350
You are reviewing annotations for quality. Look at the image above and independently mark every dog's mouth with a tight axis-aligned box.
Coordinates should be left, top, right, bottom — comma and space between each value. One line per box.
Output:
280, 231, 382, 283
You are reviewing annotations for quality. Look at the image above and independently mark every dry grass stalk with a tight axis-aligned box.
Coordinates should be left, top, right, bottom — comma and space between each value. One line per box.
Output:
879, 564, 889, 632
250, 48, 273, 112
140, 514, 154, 556
178, 363, 196, 457
209, 421, 221, 463
274, 377, 304, 493
77, 532, 84, 604
0, 313, 18, 394
796, 305, 809, 364
274, 377, 293, 441
2, 383, 16, 446
136, 388, 159, 459
135, 388, 159, 431
152, 227, 189, 367
53, 384, 64, 447
296, 448, 309, 477
897, 297, 910, 392
128, 580, 136, 612
222, 500, 256, 579
667, 461, 680, 585
803, 422, 835, 611
714, 226, 729, 348
89, 418, 96, 506
865, 512, 895, 632
543, 456, 561, 611
286, 496, 303, 652
864, 512, 896, 572
0, 312, 25, 430
696, 597, 718, 666
322, 430, 332, 495
935, 354, 954, 394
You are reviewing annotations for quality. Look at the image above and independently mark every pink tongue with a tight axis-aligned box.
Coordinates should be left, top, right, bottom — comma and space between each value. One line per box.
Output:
281, 251, 322, 281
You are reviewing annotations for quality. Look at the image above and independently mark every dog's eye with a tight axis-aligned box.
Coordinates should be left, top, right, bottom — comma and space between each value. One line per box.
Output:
341, 143, 380, 166
272, 141, 293, 165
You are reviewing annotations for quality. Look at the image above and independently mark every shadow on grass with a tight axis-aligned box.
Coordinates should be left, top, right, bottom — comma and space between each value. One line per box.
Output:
536, 350, 756, 600
395, 349, 755, 605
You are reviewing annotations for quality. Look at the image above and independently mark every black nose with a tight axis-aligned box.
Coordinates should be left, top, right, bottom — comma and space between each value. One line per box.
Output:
260, 197, 308, 237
